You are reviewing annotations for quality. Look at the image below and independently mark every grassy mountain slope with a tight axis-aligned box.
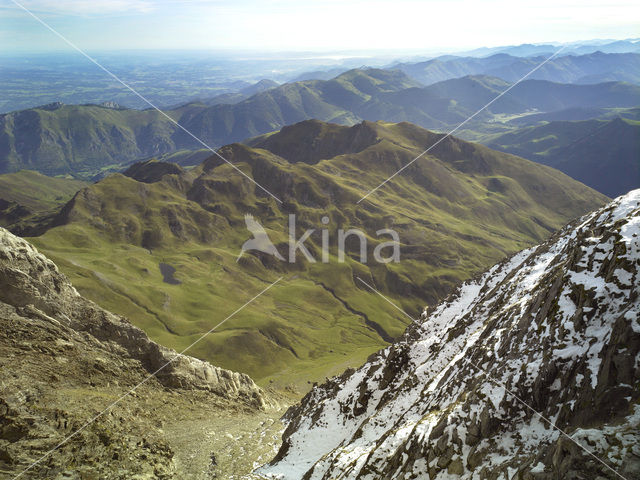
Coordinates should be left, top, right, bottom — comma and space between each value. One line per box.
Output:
27, 120, 608, 389
487, 117, 640, 197
0, 102, 180, 176
0, 170, 87, 234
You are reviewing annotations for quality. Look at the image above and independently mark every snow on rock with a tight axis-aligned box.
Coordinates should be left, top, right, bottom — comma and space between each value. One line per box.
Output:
260, 190, 640, 480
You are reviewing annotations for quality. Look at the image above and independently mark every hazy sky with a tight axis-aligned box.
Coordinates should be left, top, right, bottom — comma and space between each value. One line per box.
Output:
1, 0, 639, 52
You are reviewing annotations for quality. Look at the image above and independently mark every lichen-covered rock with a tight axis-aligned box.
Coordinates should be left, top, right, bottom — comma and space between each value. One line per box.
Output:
261, 190, 640, 480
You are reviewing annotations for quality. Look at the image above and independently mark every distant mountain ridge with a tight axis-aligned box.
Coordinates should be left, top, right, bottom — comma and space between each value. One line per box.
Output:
0, 68, 414, 176
487, 117, 640, 197
394, 51, 640, 85
504, 106, 640, 125
460, 39, 640, 57
1, 68, 638, 178
426, 75, 640, 112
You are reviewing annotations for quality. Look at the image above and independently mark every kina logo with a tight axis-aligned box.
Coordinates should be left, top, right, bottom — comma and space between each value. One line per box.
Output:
237, 213, 400, 264
236, 214, 285, 262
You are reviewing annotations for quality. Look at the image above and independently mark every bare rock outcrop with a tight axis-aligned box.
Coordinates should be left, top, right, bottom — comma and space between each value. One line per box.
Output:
0, 227, 267, 408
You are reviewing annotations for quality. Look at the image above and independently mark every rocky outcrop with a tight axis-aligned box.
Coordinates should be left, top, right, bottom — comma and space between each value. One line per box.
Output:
261, 190, 640, 479
0, 227, 267, 407
0, 227, 283, 478
0, 296, 178, 478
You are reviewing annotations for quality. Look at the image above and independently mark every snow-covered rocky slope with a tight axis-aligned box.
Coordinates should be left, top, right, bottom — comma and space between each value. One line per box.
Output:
261, 190, 640, 480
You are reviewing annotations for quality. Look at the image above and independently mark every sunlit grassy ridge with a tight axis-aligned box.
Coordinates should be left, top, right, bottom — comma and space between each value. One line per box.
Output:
29, 120, 608, 389
0, 170, 86, 211
0, 170, 88, 233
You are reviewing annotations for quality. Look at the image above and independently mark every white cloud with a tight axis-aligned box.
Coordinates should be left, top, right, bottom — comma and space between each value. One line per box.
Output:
14, 0, 155, 16
2, 0, 639, 50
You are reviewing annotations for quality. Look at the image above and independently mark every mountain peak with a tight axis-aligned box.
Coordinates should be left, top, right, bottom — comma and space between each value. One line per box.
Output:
247, 119, 381, 164
333, 67, 423, 92
240, 78, 279, 96
123, 159, 184, 183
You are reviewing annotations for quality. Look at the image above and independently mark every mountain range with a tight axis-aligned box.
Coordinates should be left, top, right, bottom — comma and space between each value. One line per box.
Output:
1, 37, 637, 479
17, 120, 607, 389
1, 68, 638, 180
394, 51, 640, 85
424, 75, 640, 113
0, 162, 635, 479
2, 159, 635, 480
459, 39, 640, 57
262, 189, 640, 479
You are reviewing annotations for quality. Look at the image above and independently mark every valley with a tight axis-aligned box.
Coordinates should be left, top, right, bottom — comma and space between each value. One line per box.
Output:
7, 120, 604, 391
1, 16, 639, 478
485, 116, 640, 197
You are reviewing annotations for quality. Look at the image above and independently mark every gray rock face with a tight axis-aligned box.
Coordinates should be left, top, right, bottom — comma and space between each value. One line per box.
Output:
0, 227, 266, 408
262, 190, 640, 479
